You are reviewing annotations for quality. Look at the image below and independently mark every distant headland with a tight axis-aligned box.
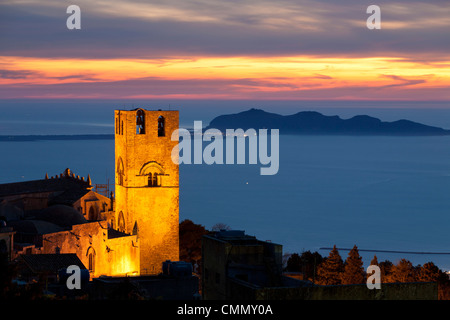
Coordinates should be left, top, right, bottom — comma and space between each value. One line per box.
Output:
206, 108, 450, 136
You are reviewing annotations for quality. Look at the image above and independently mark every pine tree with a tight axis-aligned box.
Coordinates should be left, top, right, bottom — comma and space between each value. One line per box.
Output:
316, 245, 344, 285
341, 245, 365, 285
370, 255, 378, 266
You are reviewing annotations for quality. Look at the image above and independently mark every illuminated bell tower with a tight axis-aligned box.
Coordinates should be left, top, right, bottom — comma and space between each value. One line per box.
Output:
114, 108, 179, 275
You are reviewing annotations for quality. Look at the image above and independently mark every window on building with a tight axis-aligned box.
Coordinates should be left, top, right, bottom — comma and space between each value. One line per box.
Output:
148, 173, 153, 187
147, 172, 160, 187
85, 247, 96, 274
158, 116, 165, 137
117, 157, 124, 186
88, 206, 97, 221
136, 109, 145, 134
118, 211, 125, 233
88, 252, 95, 272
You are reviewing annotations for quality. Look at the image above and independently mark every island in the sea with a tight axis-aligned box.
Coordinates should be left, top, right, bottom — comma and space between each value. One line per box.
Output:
206, 108, 450, 136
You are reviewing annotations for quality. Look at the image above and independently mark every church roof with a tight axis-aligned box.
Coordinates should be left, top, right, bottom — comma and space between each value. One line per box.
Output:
48, 189, 91, 206
19, 254, 87, 274
0, 168, 91, 198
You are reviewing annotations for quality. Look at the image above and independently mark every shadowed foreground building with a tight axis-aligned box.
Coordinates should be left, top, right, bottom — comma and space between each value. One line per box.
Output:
202, 230, 312, 299
202, 230, 438, 300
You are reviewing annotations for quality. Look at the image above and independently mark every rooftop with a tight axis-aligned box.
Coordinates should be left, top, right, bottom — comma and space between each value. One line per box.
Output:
18, 253, 87, 274
0, 168, 91, 198
206, 230, 279, 246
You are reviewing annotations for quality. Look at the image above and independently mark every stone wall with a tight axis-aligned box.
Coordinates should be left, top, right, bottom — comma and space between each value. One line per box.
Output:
41, 221, 139, 278
227, 278, 438, 300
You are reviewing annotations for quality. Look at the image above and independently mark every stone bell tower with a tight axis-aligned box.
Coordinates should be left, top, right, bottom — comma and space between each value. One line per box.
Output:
114, 108, 179, 274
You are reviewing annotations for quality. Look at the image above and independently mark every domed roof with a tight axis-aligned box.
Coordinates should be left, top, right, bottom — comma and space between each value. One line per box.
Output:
0, 201, 24, 221
35, 205, 87, 228
8, 219, 63, 234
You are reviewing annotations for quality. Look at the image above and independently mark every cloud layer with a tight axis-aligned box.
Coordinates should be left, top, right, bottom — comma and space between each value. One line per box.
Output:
1, 0, 449, 100
2, 0, 450, 59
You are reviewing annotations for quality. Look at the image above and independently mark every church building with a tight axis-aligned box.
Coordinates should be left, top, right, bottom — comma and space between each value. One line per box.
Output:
0, 108, 180, 279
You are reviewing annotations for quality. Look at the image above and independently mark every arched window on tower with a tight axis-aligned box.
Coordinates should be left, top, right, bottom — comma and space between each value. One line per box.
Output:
117, 157, 124, 186
147, 172, 160, 187
148, 173, 153, 187
136, 109, 145, 134
118, 211, 125, 233
158, 116, 165, 137
140, 162, 164, 188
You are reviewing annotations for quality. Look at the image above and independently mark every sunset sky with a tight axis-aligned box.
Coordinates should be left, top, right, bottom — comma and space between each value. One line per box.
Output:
1, 0, 450, 102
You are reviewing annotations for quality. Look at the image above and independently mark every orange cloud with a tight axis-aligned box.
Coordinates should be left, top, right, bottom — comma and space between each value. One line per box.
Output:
1, 55, 450, 100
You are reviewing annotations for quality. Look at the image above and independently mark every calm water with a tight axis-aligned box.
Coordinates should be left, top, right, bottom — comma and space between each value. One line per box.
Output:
2, 135, 450, 270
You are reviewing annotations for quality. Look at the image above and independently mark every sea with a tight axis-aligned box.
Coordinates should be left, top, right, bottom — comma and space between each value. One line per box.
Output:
2, 100, 450, 271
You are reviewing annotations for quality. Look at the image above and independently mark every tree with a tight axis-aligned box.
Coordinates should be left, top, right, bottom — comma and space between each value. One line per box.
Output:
389, 259, 416, 283
341, 245, 365, 285
417, 262, 441, 283
301, 251, 322, 281
282, 253, 292, 270
378, 260, 393, 283
286, 253, 302, 272
316, 245, 344, 285
285, 251, 323, 282
370, 255, 379, 266
179, 219, 209, 268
